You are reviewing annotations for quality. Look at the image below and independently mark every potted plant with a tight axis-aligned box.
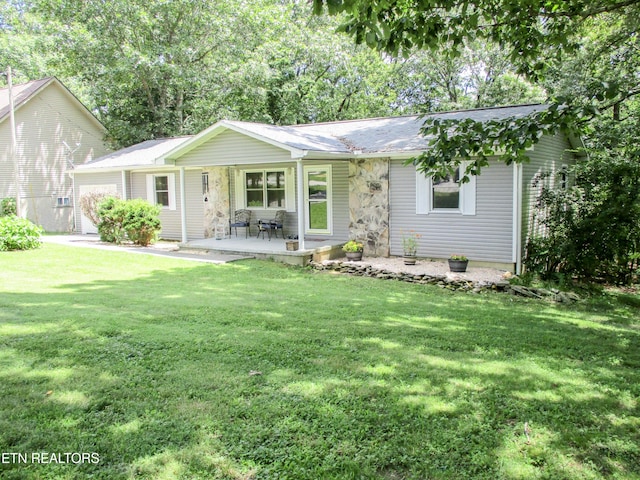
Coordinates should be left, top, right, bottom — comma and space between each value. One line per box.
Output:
448, 254, 469, 272
401, 230, 421, 265
342, 239, 364, 261
285, 235, 299, 251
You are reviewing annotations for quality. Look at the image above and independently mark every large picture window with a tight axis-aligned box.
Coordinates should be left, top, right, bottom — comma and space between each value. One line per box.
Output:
244, 170, 286, 208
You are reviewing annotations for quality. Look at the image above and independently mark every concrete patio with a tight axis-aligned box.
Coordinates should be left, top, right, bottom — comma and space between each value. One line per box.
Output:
181, 235, 347, 265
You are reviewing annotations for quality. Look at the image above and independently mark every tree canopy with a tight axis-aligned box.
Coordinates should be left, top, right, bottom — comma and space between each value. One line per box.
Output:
314, 0, 640, 179
2, 0, 542, 148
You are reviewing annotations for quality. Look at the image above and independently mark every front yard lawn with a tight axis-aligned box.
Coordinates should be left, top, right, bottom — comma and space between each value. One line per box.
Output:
1, 244, 639, 479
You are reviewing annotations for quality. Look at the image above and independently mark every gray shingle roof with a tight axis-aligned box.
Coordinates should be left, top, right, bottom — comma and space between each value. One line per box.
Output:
77, 104, 548, 170
76, 136, 192, 170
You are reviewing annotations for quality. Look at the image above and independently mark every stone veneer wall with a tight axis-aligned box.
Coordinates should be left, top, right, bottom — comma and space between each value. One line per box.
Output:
203, 167, 230, 238
348, 158, 390, 257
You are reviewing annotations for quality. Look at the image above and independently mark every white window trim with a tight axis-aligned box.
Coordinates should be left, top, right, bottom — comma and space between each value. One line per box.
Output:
146, 173, 176, 210
416, 162, 476, 215
234, 168, 295, 212
304, 164, 332, 235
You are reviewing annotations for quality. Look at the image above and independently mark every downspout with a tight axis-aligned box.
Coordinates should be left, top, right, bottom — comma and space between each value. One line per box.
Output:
513, 163, 523, 274
296, 158, 305, 250
180, 167, 188, 244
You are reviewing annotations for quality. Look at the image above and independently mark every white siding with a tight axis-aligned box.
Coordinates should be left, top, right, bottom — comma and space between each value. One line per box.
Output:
390, 158, 514, 263
0, 80, 109, 231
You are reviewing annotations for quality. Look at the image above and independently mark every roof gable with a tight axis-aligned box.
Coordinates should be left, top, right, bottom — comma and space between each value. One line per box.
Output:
0, 77, 105, 133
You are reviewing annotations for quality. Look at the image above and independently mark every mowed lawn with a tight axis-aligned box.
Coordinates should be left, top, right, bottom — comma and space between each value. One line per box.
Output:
1, 244, 639, 480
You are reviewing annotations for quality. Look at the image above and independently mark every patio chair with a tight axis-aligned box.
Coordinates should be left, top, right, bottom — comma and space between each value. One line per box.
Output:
256, 210, 286, 240
229, 209, 252, 238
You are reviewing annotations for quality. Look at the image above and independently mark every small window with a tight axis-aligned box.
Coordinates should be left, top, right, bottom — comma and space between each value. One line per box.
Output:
56, 197, 71, 207
432, 169, 460, 209
155, 176, 170, 207
560, 165, 568, 190
202, 173, 209, 195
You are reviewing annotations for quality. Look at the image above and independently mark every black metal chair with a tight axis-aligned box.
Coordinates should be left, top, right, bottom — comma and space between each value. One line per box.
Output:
256, 210, 286, 240
229, 209, 252, 238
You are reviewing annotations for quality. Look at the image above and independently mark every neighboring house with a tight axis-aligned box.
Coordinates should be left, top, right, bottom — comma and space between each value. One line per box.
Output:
0, 77, 110, 231
74, 104, 581, 272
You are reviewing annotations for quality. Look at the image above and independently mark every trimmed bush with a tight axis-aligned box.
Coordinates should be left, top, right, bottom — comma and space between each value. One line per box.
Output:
0, 216, 43, 251
122, 199, 161, 246
96, 197, 162, 246
97, 197, 126, 244
1, 198, 17, 217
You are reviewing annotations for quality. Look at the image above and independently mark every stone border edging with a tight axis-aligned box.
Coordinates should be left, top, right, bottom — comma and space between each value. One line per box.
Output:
309, 260, 581, 303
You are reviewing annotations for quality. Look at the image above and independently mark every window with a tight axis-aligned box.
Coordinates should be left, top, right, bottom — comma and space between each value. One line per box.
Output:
56, 197, 71, 207
559, 165, 568, 190
202, 173, 209, 195
432, 169, 460, 209
155, 176, 170, 206
416, 163, 476, 216
244, 170, 286, 208
146, 173, 176, 210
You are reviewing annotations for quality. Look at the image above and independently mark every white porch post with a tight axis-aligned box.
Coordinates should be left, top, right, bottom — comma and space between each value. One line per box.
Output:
121, 170, 128, 200
296, 158, 305, 250
179, 167, 188, 244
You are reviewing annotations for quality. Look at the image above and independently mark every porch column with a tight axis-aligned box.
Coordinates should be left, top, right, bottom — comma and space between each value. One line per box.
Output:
296, 158, 305, 250
121, 170, 128, 200
179, 167, 188, 244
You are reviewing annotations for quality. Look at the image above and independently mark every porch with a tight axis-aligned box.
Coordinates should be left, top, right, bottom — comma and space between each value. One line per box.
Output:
181, 235, 347, 266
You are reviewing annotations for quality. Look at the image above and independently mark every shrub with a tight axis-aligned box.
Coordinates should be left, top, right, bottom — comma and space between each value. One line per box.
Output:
122, 199, 161, 246
97, 197, 126, 244
0, 216, 43, 251
80, 191, 117, 227
96, 197, 161, 246
1, 198, 17, 217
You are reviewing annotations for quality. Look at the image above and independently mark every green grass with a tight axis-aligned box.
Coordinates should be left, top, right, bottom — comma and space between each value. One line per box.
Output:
1, 244, 639, 480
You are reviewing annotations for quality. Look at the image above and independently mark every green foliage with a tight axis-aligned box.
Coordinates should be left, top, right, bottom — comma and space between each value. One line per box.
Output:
342, 239, 363, 252
96, 197, 126, 244
96, 197, 162, 245
122, 199, 161, 246
0, 197, 17, 217
524, 153, 640, 284
0, 216, 43, 251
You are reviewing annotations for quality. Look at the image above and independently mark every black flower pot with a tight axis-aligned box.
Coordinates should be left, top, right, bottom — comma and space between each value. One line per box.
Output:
448, 259, 468, 272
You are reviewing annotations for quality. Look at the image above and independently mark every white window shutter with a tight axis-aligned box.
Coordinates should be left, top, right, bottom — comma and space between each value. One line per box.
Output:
234, 169, 246, 209
146, 174, 155, 204
460, 164, 476, 215
167, 173, 177, 211
416, 169, 430, 215
285, 167, 296, 212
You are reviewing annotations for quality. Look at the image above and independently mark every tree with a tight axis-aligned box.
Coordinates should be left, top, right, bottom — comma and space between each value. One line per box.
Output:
313, 0, 640, 179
